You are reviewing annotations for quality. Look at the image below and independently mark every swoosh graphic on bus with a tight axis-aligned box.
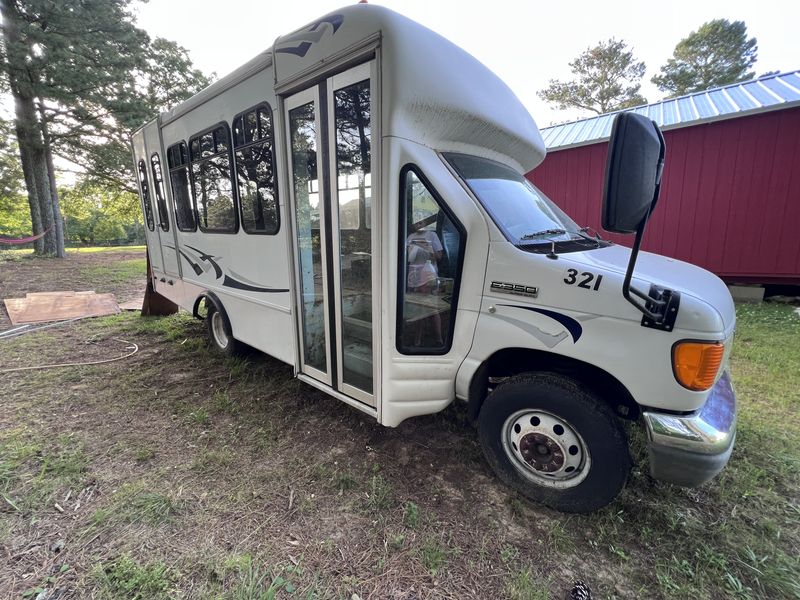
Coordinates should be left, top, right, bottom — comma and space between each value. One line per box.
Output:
178, 250, 203, 276
176, 245, 288, 294
185, 244, 222, 279
496, 304, 583, 343
222, 275, 289, 294
275, 15, 344, 57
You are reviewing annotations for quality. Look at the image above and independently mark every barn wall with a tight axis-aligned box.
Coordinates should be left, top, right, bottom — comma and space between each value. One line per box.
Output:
528, 107, 800, 283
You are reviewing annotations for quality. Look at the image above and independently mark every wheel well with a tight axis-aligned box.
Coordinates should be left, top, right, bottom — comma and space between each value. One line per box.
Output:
467, 348, 640, 423
192, 292, 223, 321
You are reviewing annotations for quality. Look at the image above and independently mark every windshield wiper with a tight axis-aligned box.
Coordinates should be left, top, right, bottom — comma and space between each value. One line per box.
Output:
519, 228, 567, 241
578, 226, 604, 241
573, 228, 603, 247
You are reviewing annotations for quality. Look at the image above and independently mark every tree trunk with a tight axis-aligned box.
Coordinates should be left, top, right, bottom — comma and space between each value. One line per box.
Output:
14, 129, 45, 254
1, 0, 57, 256
38, 101, 66, 257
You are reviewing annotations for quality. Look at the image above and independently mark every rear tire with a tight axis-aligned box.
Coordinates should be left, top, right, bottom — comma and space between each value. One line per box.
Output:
478, 372, 630, 513
206, 303, 244, 357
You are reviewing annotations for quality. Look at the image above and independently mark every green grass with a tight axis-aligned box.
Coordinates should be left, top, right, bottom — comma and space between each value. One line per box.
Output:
402, 500, 420, 528
192, 448, 235, 473
0, 245, 145, 261
89, 482, 181, 528
99, 311, 199, 342
366, 473, 393, 510
418, 537, 450, 576
93, 553, 172, 600
222, 556, 298, 600
69, 245, 146, 254
79, 258, 146, 285
2, 298, 799, 599
571, 302, 800, 599
0, 429, 88, 512
504, 569, 550, 600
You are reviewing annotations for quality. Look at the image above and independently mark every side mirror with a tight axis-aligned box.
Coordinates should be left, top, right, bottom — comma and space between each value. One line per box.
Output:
602, 113, 665, 233
602, 113, 677, 329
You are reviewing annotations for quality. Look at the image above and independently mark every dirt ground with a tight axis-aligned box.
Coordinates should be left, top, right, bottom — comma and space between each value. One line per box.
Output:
1, 250, 798, 599
0, 250, 145, 330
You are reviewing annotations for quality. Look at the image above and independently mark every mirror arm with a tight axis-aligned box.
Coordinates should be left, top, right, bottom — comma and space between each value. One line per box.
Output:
621, 219, 666, 321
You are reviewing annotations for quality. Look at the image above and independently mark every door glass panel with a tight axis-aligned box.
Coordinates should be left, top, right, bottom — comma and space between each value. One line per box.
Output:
399, 169, 464, 354
290, 102, 327, 373
334, 79, 372, 393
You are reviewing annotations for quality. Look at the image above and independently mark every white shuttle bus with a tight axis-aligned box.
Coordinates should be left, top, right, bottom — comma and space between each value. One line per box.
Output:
131, 4, 736, 512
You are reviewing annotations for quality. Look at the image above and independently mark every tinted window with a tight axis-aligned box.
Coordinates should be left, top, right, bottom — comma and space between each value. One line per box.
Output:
398, 167, 464, 354
189, 124, 237, 232
150, 153, 169, 232
233, 105, 279, 234
167, 141, 195, 231
137, 159, 154, 231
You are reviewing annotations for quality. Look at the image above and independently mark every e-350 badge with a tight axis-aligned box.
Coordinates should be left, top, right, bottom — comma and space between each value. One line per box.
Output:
491, 281, 539, 298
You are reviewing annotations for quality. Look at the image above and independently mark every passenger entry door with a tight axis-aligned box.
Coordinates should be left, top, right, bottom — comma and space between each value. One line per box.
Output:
284, 61, 378, 408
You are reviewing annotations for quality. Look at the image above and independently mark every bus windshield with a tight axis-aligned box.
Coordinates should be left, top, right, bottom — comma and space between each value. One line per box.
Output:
444, 152, 584, 246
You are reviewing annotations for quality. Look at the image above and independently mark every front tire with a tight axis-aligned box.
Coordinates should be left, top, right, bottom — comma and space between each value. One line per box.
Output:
478, 372, 630, 513
206, 303, 244, 357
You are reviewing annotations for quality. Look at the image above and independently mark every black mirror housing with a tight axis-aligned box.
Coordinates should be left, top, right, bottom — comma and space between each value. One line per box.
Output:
601, 112, 676, 328
602, 113, 665, 234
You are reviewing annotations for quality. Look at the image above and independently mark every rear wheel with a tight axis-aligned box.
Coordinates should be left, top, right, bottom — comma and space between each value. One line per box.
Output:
206, 302, 244, 357
478, 372, 630, 513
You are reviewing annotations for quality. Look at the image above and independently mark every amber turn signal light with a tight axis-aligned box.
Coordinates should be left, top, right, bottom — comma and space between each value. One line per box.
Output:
672, 341, 725, 391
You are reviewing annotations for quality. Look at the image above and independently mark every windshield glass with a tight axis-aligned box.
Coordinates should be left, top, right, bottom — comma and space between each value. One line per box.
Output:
444, 153, 580, 245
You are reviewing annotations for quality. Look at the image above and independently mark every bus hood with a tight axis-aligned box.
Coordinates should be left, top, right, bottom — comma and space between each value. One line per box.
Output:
573, 244, 736, 334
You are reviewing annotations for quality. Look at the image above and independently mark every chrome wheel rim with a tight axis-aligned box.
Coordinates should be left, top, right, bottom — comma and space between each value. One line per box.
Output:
211, 312, 229, 349
502, 409, 590, 489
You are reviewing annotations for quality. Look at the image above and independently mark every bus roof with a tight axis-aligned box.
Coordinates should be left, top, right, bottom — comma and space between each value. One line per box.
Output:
156, 4, 545, 173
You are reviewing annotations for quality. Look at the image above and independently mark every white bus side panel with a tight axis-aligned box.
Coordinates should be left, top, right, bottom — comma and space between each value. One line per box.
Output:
379, 137, 489, 427
157, 67, 297, 368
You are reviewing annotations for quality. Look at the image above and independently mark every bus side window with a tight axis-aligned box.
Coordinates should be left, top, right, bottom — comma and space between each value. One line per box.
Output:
150, 153, 170, 232
397, 167, 465, 355
232, 104, 279, 234
137, 159, 155, 231
189, 124, 238, 233
167, 141, 195, 231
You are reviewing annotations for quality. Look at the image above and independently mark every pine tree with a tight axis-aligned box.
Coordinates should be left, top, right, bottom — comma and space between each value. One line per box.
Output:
652, 19, 757, 97
0, 0, 212, 256
538, 39, 647, 116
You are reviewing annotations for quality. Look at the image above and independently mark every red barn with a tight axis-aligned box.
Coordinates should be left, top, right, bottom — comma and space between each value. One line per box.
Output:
528, 71, 800, 285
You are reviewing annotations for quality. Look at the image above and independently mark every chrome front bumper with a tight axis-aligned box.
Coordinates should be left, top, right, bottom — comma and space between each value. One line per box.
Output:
642, 370, 736, 487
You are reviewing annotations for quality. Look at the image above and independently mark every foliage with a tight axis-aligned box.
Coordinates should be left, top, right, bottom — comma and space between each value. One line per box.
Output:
538, 39, 647, 115
11, 0, 214, 192
60, 181, 144, 244
0, 125, 32, 237
652, 19, 758, 97
0, 0, 211, 256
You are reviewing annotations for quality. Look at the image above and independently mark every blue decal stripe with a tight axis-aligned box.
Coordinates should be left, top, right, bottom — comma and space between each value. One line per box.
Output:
497, 304, 583, 343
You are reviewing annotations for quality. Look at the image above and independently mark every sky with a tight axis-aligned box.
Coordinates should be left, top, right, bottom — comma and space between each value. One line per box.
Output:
133, 0, 800, 127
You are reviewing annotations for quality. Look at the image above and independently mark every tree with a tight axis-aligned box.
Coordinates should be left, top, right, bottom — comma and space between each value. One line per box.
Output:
538, 39, 647, 115
0, 0, 211, 256
652, 19, 757, 97
60, 180, 143, 245
48, 36, 213, 194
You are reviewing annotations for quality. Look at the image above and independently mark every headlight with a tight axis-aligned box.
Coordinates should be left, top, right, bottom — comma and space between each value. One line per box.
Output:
672, 341, 725, 391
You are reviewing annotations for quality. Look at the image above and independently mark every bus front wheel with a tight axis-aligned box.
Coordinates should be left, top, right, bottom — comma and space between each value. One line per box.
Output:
478, 372, 630, 513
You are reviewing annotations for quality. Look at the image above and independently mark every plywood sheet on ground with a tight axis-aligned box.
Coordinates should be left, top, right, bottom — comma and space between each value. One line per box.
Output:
118, 297, 144, 311
4, 291, 120, 325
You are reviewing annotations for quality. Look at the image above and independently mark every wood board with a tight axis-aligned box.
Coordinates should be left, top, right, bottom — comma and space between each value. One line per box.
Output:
4, 291, 120, 325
